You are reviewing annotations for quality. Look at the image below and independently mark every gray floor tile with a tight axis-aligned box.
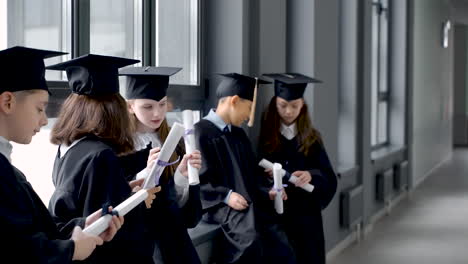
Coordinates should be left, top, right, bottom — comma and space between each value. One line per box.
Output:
330, 148, 468, 264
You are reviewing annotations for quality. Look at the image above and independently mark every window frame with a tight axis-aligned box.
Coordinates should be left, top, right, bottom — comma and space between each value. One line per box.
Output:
1, 0, 202, 117
371, 0, 391, 150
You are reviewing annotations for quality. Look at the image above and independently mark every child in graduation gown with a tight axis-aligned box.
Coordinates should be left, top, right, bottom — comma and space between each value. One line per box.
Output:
195, 73, 296, 264
258, 73, 338, 264
0, 47, 123, 263
47, 54, 160, 264
120, 66, 203, 264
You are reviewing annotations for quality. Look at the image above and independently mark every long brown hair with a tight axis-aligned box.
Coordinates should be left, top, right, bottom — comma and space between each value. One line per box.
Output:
128, 100, 184, 183
259, 96, 321, 156
51, 93, 135, 156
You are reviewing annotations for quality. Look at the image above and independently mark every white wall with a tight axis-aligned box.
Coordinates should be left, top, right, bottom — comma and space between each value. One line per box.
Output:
410, 0, 453, 186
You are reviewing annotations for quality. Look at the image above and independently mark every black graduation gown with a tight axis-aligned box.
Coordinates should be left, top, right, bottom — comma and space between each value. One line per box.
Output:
120, 138, 202, 263
260, 136, 338, 264
132, 144, 203, 264
119, 143, 152, 181
145, 178, 202, 264
0, 154, 77, 263
195, 120, 296, 264
48, 137, 155, 264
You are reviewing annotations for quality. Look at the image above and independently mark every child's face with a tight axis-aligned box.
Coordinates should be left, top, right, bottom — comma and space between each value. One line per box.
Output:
276, 96, 304, 125
129, 97, 168, 131
8, 90, 49, 144
230, 98, 252, 127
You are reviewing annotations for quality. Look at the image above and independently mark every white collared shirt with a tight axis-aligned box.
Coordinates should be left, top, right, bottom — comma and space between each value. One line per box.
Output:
0, 136, 13, 162
280, 122, 298, 140
59, 137, 86, 158
204, 109, 231, 132
134, 132, 162, 151
133, 131, 190, 207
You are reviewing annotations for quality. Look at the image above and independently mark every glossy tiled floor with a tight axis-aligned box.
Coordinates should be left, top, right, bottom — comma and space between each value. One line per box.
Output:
330, 149, 468, 264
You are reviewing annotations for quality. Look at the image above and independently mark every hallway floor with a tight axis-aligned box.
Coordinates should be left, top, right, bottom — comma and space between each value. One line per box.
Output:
330, 148, 468, 264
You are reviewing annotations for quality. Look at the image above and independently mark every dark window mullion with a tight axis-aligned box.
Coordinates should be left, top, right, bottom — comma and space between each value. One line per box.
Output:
142, 0, 155, 66
376, 0, 382, 146
382, 0, 390, 146
71, 0, 90, 58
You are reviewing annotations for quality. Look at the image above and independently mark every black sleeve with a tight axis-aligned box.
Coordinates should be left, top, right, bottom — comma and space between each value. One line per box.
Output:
119, 144, 151, 181
0, 158, 75, 264
195, 126, 231, 210
144, 178, 201, 235
241, 135, 273, 211
49, 149, 132, 229
179, 184, 202, 228
309, 142, 338, 209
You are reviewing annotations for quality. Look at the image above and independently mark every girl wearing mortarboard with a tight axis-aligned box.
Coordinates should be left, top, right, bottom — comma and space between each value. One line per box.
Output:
258, 73, 338, 264
120, 66, 203, 264
47, 54, 160, 263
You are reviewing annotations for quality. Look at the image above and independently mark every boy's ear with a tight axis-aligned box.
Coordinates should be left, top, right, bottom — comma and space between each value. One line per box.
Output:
0, 92, 16, 114
230, 95, 240, 106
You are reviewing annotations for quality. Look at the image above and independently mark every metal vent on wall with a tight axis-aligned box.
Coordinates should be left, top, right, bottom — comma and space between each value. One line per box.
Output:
376, 168, 393, 202
393, 160, 408, 191
340, 185, 364, 228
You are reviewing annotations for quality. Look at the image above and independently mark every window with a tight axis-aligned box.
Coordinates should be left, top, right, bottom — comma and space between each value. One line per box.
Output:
371, 0, 389, 147
1, 0, 71, 80
156, 0, 199, 85
1, 0, 201, 204
1, 0, 199, 85
90, 0, 142, 62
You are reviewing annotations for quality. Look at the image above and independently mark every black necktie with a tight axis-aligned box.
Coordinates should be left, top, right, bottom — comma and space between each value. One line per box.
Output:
223, 126, 230, 134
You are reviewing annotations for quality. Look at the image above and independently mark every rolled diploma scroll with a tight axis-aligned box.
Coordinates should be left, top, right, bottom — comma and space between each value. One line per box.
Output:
83, 189, 148, 236
273, 163, 284, 214
258, 159, 315, 192
182, 110, 200, 185
143, 122, 186, 189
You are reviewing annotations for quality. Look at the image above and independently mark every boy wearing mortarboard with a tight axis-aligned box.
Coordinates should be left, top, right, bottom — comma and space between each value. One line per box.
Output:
0, 47, 123, 263
194, 73, 296, 264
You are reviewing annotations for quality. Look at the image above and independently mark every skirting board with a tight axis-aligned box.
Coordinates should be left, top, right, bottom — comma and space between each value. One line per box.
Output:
364, 190, 408, 236
413, 154, 452, 188
326, 229, 359, 262
327, 190, 408, 262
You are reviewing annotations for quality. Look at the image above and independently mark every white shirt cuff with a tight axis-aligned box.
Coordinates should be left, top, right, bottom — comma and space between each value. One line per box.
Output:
174, 167, 190, 207
223, 189, 233, 204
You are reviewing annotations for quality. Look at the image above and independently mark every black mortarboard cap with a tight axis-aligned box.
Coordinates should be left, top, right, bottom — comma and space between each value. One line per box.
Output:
120, 66, 182, 101
263, 73, 322, 101
0, 46, 67, 94
46, 54, 139, 96
216, 73, 270, 101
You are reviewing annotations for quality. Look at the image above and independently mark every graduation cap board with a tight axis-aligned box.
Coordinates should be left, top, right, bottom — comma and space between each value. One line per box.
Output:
0, 46, 67, 94
46, 54, 140, 96
262, 73, 322, 101
119, 66, 182, 101
215, 73, 271, 127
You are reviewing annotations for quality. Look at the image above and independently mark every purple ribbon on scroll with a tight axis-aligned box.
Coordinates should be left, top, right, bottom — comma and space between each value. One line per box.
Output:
153, 157, 180, 186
